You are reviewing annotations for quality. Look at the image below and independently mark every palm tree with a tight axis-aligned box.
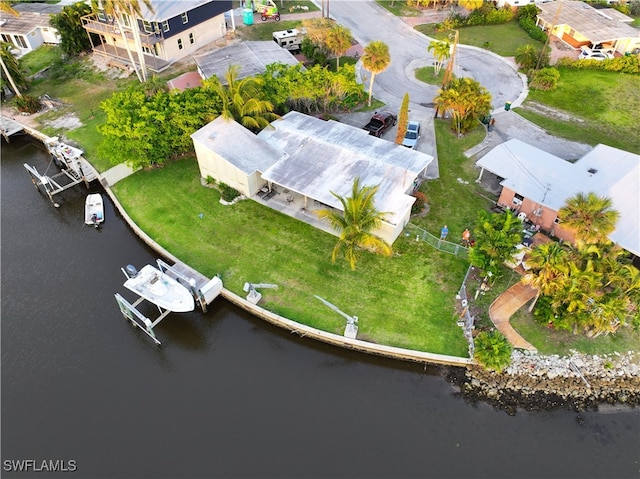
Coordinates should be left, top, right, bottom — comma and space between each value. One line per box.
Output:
326, 24, 352, 69
204, 65, 277, 131
317, 177, 392, 270
98, 0, 153, 83
515, 44, 539, 71
361, 40, 390, 107
522, 241, 570, 311
434, 77, 491, 135
473, 330, 512, 373
427, 40, 450, 76
558, 192, 620, 245
0, 42, 26, 98
0, 3, 23, 98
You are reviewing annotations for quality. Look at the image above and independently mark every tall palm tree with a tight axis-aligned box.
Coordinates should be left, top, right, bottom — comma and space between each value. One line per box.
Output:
427, 40, 450, 76
317, 177, 392, 270
523, 241, 570, 311
0, 42, 26, 98
361, 40, 390, 107
98, 0, 153, 83
326, 24, 352, 69
558, 192, 620, 245
204, 65, 277, 131
0, 3, 22, 97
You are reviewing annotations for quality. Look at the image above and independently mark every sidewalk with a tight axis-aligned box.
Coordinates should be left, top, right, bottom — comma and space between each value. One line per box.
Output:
489, 281, 538, 351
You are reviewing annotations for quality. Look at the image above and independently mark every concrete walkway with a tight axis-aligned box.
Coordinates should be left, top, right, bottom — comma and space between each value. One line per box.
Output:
101, 163, 140, 186
488, 281, 538, 351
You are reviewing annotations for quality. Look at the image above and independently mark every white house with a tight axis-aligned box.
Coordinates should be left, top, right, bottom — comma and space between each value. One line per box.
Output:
191, 112, 434, 245
81, 0, 232, 73
476, 139, 640, 259
0, 3, 62, 57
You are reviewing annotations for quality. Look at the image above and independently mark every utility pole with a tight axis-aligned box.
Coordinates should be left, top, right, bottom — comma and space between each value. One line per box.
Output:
536, 3, 561, 71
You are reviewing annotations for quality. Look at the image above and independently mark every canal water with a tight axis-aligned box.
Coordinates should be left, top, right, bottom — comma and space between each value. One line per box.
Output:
2, 136, 638, 478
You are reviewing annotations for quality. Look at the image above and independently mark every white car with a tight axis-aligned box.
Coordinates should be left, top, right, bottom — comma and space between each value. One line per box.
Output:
402, 121, 420, 149
578, 48, 613, 61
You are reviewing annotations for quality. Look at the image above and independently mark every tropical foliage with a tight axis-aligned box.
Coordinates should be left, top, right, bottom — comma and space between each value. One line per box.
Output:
433, 77, 492, 135
427, 40, 450, 76
558, 192, 620, 246
317, 177, 392, 270
50, 2, 94, 56
0, 42, 27, 96
474, 330, 512, 372
361, 40, 390, 107
259, 63, 366, 114
202, 64, 277, 132
523, 194, 638, 335
468, 209, 523, 280
529, 67, 560, 91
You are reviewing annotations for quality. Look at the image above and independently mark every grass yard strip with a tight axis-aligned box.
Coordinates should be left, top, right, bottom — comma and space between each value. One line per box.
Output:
414, 20, 543, 57
112, 157, 470, 356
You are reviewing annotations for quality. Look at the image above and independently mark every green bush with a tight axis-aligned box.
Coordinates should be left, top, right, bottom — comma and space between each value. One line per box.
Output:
529, 67, 560, 90
474, 330, 513, 372
15, 94, 42, 113
445, 4, 513, 28
519, 17, 547, 42
411, 191, 427, 215
516, 4, 539, 21
219, 182, 241, 202
557, 55, 640, 74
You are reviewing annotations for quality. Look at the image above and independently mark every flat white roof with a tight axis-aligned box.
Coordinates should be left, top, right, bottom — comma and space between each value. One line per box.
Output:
476, 139, 640, 256
258, 112, 433, 226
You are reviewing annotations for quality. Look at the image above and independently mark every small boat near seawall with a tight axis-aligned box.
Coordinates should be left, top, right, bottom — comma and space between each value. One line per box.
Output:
123, 264, 195, 313
85, 193, 104, 227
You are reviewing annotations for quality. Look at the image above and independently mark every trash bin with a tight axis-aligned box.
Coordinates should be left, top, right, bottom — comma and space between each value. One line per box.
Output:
504, 101, 512, 111
243, 8, 254, 25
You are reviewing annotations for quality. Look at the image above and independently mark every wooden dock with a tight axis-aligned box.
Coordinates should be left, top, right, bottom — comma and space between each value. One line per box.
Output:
0, 116, 24, 141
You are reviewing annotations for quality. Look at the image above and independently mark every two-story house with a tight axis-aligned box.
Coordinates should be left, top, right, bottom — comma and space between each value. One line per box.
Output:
81, 0, 232, 74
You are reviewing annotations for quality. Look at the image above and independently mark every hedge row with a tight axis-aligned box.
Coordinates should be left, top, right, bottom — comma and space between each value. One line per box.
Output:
557, 55, 640, 74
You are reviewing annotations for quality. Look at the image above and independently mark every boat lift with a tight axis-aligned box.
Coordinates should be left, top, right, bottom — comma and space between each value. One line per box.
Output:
315, 295, 359, 339
24, 138, 98, 207
114, 259, 224, 345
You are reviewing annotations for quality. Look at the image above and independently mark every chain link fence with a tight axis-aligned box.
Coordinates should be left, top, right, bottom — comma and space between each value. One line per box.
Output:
404, 223, 469, 258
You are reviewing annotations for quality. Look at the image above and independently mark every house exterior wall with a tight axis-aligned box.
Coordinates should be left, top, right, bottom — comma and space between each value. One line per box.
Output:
497, 187, 576, 243
193, 142, 260, 197
162, 13, 226, 60
378, 209, 412, 245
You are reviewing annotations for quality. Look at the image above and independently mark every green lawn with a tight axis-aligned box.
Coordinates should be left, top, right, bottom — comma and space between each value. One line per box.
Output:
112, 157, 470, 356
518, 68, 640, 154
376, 0, 423, 17
415, 20, 544, 57
20, 45, 61, 75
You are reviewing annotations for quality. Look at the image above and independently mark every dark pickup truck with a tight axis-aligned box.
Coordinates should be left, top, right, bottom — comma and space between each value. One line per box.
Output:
363, 111, 397, 137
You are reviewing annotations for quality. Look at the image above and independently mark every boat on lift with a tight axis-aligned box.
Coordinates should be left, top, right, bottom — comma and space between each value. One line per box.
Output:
122, 264, 195, 313
85, 193, 104, 228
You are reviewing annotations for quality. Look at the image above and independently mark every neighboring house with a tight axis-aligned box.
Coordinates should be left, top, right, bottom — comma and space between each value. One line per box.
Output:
537, 1, 640, 55
191, 112, 434, 244
0, 3, 62, 57
81, 0, 232, 73
475, 139, 640, 259
193, 41, 300, 82
494, 0, 552, 8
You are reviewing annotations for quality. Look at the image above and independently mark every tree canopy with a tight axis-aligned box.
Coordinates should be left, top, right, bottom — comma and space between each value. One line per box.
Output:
434, 77, 492, 135
50, 2, 94, 56
317, 177, 392, 270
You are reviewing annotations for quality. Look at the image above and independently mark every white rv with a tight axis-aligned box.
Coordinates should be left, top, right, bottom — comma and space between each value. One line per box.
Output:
272, 28, 306, 52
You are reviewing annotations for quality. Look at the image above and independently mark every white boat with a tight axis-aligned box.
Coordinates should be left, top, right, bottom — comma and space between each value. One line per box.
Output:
122, 264, 195, 313
85, 193, 104, 227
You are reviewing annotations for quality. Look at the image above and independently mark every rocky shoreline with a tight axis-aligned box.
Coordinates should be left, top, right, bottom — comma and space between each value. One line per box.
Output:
447, 350, 640, 415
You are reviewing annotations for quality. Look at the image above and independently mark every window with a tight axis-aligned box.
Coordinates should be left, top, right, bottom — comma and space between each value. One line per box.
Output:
189, 32, 195, 44
554, 217, 561, 225
177, 38, 183, 50
181, 12, 188, 24
143, 20, 153, 33
162, 21, 169, 32
514, 193, 524, 201
15, 35, 27, 49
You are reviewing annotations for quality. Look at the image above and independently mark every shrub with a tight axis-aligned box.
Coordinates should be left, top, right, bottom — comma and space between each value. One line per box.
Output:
529, 67, 560, 90
474, 330, 513, 373
519, 17, 547, 43
516, 4, 539, 21
15, 94, 42, 113
629, 0, 640, 16
411, 191, 427, 215
219, 182, 241, 202
557, 55, 640, 74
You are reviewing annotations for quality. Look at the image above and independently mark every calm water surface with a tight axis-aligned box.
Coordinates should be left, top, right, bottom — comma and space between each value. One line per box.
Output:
2, 137, 639, 478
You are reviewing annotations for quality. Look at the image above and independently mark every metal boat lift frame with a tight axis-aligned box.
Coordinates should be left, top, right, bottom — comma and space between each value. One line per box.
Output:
24, 163, 91, 207
115, 259, 224, 345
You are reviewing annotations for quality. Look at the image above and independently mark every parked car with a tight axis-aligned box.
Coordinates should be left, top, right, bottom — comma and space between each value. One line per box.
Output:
363, 111, 397, 137
578, 47, 613, 61
402, 121, 421, 149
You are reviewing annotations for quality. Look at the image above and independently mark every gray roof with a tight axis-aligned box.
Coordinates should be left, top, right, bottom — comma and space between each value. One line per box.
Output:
191, 116, 281, 175
538, 1, 639, 44
193, 41, 300, 82
258, 112, 433, 226
476, 139, 640, 256
1, 3, 63, 35
138, 0, 214, 22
